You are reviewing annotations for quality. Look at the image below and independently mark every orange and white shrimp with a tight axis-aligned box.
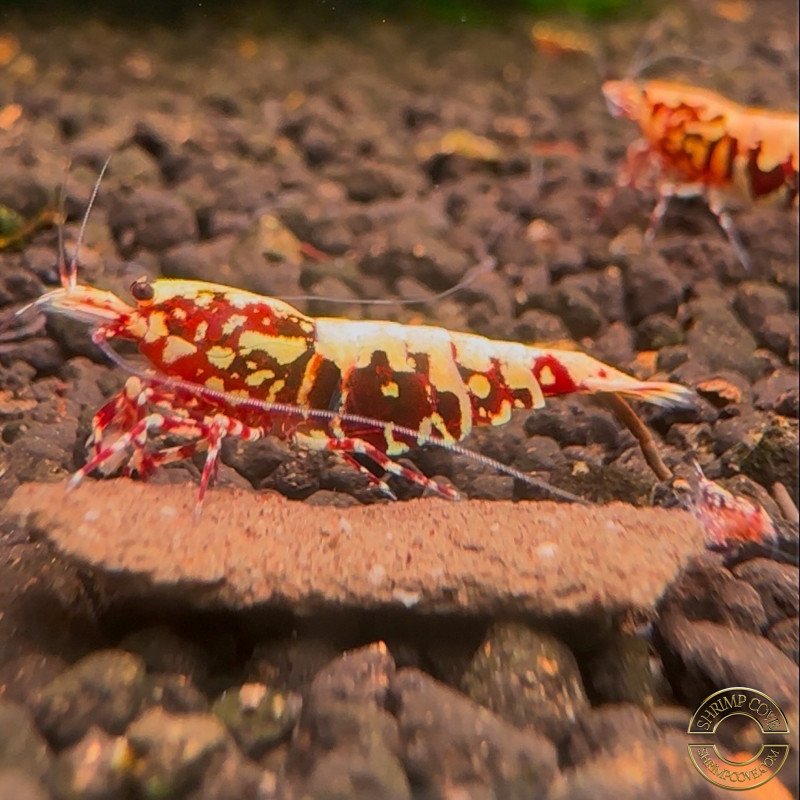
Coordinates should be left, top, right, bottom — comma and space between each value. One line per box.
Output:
603, 78, 799, 268
24, 171, 695, 509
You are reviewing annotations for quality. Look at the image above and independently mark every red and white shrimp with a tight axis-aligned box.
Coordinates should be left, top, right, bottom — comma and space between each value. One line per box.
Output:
24, 173, 694, 509
689, 462, 776, 550
602, 78, 799, 268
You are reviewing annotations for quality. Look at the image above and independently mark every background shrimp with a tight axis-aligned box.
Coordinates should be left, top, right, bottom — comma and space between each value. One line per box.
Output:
603, 78, 798, 268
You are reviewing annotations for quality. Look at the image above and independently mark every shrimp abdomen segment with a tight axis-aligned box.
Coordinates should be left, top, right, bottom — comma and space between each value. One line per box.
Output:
313, 320, 691, 458
315, 319, 474, 449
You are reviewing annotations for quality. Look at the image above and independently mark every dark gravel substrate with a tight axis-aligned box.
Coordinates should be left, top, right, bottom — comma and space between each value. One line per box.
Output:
0, 0, 798, 797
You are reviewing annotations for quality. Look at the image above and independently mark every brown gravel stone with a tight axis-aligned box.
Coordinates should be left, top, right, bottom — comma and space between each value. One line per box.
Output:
563, 703, 661, 767
125, 708, 231, 798
185, 749, 264, 800
582, 632, 658, 708
212, 683, 301, 759
768, 618, 800, 665
282, 644, 409, 800
0, 770, 50, 800
732, 558, 799, 624
0, 700, 51, 780
547, 731, 727, 800
49, 728, 131, 800
655, 614, 799, 711
391, 668, 558, 800
308, 642, 395, 707
5, 479, 706, 617
460, 623, 588, 741
30, 650, 147, 748
659, 556, 768, 634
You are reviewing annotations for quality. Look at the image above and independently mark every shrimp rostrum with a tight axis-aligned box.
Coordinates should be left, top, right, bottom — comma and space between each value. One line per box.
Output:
31, 268, 694, 507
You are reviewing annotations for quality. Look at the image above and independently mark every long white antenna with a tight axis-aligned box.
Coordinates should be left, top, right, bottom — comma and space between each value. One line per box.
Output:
280, 256, 497, 307
64, 155, 111, 290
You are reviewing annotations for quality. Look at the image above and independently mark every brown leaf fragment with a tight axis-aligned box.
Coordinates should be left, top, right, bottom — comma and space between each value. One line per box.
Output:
696, 378, 743, 407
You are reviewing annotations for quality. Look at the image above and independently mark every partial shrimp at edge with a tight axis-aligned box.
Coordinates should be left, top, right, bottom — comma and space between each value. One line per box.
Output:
603, 78, 799, 270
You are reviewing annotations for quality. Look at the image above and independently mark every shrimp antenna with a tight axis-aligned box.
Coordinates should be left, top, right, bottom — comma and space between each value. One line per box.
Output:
94, 337, 587, 505
64, 155, 111, 291
56, 161, 69, 290
626, 9, 715, 79
280, 256, 497, 307
632, 53, 714, 80
626, 8, 679, 79
282, 212, 511, 309
626, 28, 657, 80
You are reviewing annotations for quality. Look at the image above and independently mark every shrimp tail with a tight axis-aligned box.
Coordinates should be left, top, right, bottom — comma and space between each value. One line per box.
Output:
583, 376, 695, 408
530, 348, 695, 409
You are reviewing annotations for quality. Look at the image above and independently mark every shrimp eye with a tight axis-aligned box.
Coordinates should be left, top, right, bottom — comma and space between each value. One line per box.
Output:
131, 277, 155, 303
